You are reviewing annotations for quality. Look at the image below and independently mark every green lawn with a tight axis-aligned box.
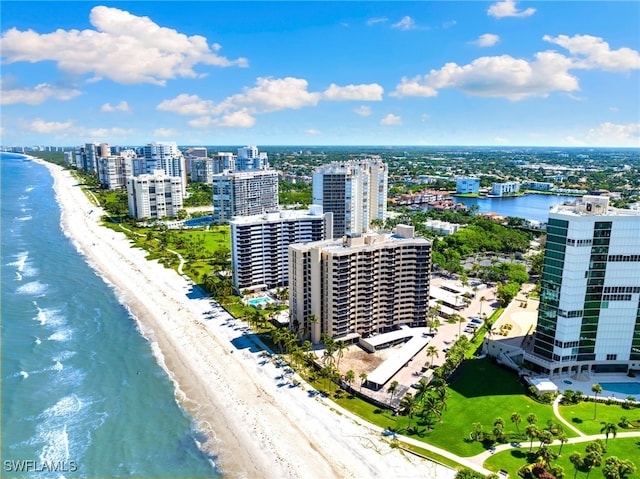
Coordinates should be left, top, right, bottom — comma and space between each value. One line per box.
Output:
484, 437, 640, 478
421, 359, 566, 457
559, 401, 640, 436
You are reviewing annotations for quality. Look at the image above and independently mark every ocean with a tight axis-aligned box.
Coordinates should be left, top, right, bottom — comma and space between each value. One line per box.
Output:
1, 153, 219, 478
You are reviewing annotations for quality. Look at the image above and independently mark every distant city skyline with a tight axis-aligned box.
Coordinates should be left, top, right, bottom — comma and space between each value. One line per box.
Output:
1, 1, 639, 147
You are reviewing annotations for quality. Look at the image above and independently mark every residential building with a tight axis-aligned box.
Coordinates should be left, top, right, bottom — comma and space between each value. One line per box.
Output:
230, 205, 333, 292
523, 181, 554, 192
423, 219, 464, 236
289, 225, 431, 343
126, 170, 184, 220
527, 196, 640, 376
190, 157, 214, 183
236, 145, 268, 171
143, 141, 187, 196
212, 152, 235, 173
456, 177, 480, 194
212, 169, 279, 224
96, 149, 137, 190
491, 181, 521, 196
75, 143, 100, 174
312, 159, 388, 238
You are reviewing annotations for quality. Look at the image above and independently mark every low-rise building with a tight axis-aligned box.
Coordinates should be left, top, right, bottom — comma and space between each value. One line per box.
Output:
456, 177, 480, 194
491, 181, 521, 197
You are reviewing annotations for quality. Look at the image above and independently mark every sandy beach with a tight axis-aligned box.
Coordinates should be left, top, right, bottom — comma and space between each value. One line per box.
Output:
37, 158, 457, 479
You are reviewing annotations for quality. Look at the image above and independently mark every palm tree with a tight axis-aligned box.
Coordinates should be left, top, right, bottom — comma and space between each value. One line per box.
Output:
537, 430, 553, 451
413, 379, 430, 404
558, 432, 569, 456
359, 372, 367, 391
592, 383, 603, 419
479, 295, 487, 317
600, 422, 618, 445
457, 315, 466, 337
570, 452, 584, 479
493, 418, 505, 443
584, 451, 603, 479
470, 422, 483, 442
525, 424, 538, 452
335, 340, 346, 370
511, 412, 522, 435
426, 345, 439, 367
387, 380, 399, 408
344, 369, 355, 391
527, 413, 538, 426
400, 393, 417, 431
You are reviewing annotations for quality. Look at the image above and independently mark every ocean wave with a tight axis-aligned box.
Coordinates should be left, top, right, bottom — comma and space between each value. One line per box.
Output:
33, 303, 65, 327
35, 337, 42, 345
25, 185, 34, 192
48, 329, 73, 342
17, 281, 48, 296
16, 215, 33, 222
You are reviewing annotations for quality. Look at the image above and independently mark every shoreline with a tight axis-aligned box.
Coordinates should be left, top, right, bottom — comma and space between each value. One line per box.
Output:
34, 157, 456, 478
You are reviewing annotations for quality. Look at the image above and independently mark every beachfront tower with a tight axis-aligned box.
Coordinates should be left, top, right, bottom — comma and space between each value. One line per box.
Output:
527, 196, 640, 376
289, 225, 431, 344
212, 169, 279, 224
143, 142, 187, 196
126, 170, 184, 220
312, 159, 388, 238
230, 206, 333, 292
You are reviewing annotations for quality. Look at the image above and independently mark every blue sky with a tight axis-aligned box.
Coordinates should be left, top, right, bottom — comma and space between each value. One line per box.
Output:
1, 1, 639, 147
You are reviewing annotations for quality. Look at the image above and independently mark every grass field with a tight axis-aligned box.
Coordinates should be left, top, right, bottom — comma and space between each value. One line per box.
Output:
484, 437, 640, 478
559, 401, 640, 436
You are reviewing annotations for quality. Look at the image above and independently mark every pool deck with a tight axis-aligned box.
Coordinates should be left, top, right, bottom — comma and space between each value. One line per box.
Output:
549, 373, 640, 402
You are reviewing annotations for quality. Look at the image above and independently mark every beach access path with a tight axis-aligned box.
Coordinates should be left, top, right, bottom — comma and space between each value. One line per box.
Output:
39, 158, 459, 479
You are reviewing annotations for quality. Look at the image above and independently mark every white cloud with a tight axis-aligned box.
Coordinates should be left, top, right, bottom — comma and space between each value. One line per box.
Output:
212, 109, 256, 128
473, 34, 500, 47
392, 16, 417, 31
391, 76, 438, 98
26, 119, 74, 133
494, 136, 510, 144
354, 106, 372, 117
0, 6, 248, 86
322, 83, 383, 101
366, 17, 388, 26
586, 122, 640, 146
305, 128, 321, 135
442, 20, 457, 29
153, 128, 177, 137
215, 77, 320, 114
84, 127, 133, 138
101, 100, 130, 112
157, 94, 216, 116
1, 82, 81, 105
543, 34, 640, 71
159, 77, 383, 128
393, 51, 578, 100
380, 114, 402, 125
487, 0, 536, 18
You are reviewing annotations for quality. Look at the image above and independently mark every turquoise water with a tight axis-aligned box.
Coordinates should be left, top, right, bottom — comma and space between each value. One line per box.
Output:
1, 154, 219, 478
600, 382, 640, 395
248, 297, 271, 306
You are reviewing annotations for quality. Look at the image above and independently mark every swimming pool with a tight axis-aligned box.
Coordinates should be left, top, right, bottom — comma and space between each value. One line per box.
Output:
600, 382, 640, 395
248, 297, 271, 306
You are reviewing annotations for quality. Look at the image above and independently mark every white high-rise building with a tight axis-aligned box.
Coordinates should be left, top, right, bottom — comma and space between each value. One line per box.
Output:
96, 149, 137, 190
212, 152, 235, 173
312, 159, 388, 238
230, 206, 333, 292
143, 142, 187, 196
289, 225, 431, 343
528, 196, 640, 376
126, 170, 184, 220
236, 145, 268, 170
212, 169, 279, 224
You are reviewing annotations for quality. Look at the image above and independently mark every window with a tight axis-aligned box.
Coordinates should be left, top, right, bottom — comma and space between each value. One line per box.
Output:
606, 354, 617, 361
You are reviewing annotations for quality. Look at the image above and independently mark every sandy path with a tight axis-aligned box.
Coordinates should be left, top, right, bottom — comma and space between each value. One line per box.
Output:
38, 158, 456, 479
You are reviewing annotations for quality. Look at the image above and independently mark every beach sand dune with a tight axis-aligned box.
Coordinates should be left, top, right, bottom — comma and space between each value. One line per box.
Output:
39, 159, 456, 479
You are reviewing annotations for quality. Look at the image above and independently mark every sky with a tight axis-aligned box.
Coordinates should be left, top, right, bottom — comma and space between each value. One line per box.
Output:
1, 1, 639, 147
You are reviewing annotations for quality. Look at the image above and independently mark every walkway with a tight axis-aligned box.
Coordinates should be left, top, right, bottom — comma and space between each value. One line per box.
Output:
467, 393, 640, 468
